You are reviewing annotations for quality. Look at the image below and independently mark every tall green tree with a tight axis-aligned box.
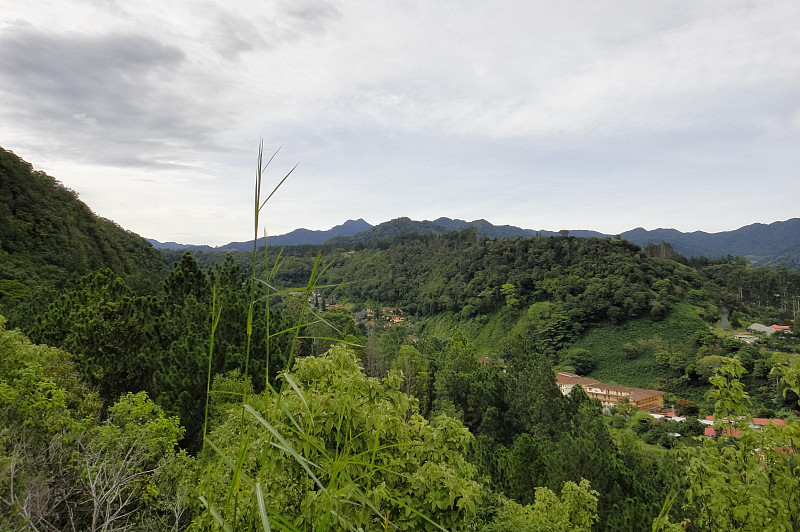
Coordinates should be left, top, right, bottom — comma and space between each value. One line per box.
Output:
392, 344, 431, 413
29, 269, 151, 401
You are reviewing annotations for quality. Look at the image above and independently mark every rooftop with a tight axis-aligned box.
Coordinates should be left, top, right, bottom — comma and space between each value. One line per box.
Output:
556, 373, 664, 401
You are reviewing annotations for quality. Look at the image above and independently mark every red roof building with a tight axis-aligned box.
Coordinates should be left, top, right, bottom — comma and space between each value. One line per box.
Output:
769, 324, 791, 332
555, 372, 664, 412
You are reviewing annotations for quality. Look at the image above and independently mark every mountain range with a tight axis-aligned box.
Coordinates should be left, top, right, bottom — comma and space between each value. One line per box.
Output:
148, 216, 800, 267
148, 218, 373, 252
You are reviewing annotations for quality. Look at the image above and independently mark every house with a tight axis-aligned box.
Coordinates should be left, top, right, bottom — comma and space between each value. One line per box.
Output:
748, 323, 776, 336
751, 417, 788, 429
703, 415, 787, 435
704, 426, 742, 438
735, 331, 757, 344
769, 324, 791, 333
555, 372, 664, 412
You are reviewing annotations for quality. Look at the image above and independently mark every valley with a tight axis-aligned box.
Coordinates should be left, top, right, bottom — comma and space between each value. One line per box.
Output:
2, 146, 799, 531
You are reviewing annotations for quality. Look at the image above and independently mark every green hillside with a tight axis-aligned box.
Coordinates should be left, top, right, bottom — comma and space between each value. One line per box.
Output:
575, 304, 712, 402
0, 147, 166, 309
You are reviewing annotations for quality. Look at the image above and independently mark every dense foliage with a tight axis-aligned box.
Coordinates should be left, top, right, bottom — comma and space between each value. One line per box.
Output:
9, 254, 302, 450
0, 317, 188, 531
1, 321, 602, 531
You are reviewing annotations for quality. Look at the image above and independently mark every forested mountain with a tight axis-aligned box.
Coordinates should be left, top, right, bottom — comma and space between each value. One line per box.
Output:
325, 217, 607, 245
620, 218, 800, 264
152, 214, 800, 267
148, 218, 372, 250
760, 242, 800, 269
0, 147, 166, 309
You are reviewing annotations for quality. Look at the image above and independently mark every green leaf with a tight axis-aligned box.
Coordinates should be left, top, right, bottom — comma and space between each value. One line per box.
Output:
243, 403, 327, 495
255, 482, 272, 532
199, 495, 234, 532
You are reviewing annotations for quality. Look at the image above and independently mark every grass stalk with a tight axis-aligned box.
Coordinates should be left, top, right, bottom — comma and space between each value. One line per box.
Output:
202, 285, 222, 451
198, 143, 447, 531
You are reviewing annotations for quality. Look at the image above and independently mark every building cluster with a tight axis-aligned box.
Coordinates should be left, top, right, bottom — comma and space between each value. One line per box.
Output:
697, 415, 787, 438
740, 322, 792, 339
353, 307, 405, 327
555, 372, 664, 412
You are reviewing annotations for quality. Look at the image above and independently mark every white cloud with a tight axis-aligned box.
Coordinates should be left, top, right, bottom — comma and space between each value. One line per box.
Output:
1, 0, 798, 244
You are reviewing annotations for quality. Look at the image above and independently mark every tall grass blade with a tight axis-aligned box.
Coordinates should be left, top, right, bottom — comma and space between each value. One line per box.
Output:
652, 490, 679, 531
263, 229, 273, 393
277, 398, 305, 435
384, 494, 449, 531
202, 285, 223, 450
204, 438, 253, 488
259, 512, 303, 532
199, 496, 234, 532
243, 404, 328, 494
267, 248, 284, 283
282, 372, 312, 422
226, 430, 252, 514
259, 164, 298, 212
255, 483, 272, 532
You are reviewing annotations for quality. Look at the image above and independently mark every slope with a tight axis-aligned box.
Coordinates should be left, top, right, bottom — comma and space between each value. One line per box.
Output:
0, 147, 166, 306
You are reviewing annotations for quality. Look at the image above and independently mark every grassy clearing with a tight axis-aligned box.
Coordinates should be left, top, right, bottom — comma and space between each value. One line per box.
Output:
422, 303, 714, 403
421, 309, 520, 357
575, 303, 708, 389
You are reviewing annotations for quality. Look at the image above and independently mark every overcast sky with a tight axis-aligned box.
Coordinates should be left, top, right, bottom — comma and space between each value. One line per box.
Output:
1, 1, 799, 246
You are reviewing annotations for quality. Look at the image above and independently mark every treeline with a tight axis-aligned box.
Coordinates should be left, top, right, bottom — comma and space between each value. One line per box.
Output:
159, 227, 800, 333
189, 230, 792, 322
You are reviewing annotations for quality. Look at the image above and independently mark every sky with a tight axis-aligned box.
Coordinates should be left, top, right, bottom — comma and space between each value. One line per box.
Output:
1, 1, 799, 246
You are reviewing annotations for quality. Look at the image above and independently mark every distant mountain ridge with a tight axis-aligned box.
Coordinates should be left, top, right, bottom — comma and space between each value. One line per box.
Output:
148, 219, 372, 251
619, 219, 800, 265
149, 216, 800, 267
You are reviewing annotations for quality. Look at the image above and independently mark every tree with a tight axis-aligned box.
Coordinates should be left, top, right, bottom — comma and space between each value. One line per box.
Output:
659, 358, 800, 530
675, 398, 699, 417
614, 397, 638, 419
505, 351, 568, 440
0, 317, 189, 531
392, 344, 431, 413
0, 315, 100, 530
360, 334, 385, 378
559, 347, 595, 375
28, 269, 151, 402
500, 283, 520, 308
78, 392, 184, 532
695, 355, 728, 383
478, 479, 598, 532
433, 331, 481, 423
